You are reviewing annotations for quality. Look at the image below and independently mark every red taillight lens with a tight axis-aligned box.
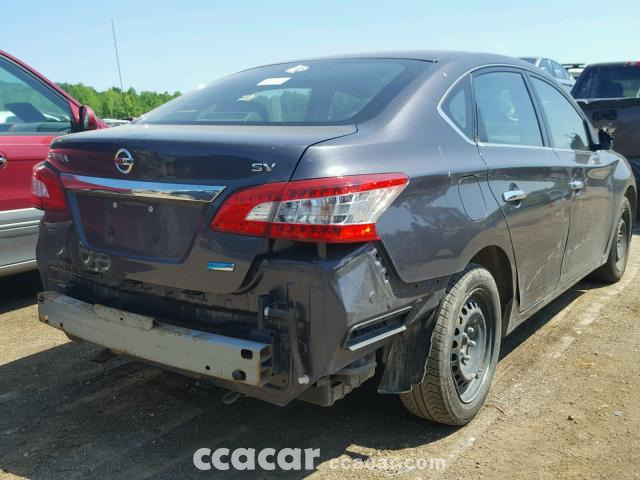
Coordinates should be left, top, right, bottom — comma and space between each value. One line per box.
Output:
31, 162, 68, 212
211, 173, 408, 243
211, 182, 287, 236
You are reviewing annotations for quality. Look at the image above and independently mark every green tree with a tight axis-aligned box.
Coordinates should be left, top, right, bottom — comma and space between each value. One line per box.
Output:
57, 82, 181, 118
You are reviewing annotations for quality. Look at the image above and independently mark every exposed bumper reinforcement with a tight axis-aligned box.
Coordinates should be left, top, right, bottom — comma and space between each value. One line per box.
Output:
37, 291, 272, 386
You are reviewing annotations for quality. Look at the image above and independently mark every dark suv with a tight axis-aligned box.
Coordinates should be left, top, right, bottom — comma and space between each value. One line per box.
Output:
572, 61, 640, 205
35, 52, 635, 425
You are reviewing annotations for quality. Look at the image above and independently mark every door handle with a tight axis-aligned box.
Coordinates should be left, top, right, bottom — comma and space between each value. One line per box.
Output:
0, 155, 7, 171
569, 180, 585, 191
502, 189, 527, 202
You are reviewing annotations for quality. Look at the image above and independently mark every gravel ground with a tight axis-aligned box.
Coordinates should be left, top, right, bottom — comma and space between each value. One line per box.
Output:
1, 233, 638, 479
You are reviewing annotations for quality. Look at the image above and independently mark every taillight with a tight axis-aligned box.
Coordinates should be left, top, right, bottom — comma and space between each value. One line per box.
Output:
211, 173, 408, 243
31, 162, 68, 212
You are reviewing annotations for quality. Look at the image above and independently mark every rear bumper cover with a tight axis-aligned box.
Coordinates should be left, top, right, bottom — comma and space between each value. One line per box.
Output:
37, 291, 272, 387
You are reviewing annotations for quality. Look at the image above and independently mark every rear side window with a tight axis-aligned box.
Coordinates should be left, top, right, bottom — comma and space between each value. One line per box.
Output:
441, 75, 474, 139
530, 77, 589, 151
473, 71, 543, 147
573, 64, 640, 99
140, 59, 428, 126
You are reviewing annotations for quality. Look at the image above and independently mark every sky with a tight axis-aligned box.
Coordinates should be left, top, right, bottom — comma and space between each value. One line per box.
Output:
2, 0, 638, 94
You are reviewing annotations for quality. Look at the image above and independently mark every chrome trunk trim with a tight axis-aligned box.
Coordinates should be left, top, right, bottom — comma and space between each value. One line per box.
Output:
60, 174, 225, 203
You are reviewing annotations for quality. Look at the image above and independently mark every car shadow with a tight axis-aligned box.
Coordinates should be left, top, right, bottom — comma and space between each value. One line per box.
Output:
0, 232, 638, 479
500, 286, 583, 360
0, 340, 458, 479
0, 270, 41, 315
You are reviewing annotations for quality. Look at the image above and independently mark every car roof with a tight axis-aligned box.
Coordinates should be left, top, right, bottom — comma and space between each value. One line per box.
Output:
294, 50, 461, 62
584, 61, 640, 68
258, 51, 534, 71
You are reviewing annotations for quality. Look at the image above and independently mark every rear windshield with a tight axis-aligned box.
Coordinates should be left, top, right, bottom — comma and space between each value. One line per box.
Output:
573, 64, 640, 99
139, 59, 428, 126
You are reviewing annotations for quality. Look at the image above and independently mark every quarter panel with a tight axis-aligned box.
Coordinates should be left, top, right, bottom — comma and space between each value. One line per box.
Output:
377, 171, 513, 283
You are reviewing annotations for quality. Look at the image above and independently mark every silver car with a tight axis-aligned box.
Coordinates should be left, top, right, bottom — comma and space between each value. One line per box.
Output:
520, 57, 575, 91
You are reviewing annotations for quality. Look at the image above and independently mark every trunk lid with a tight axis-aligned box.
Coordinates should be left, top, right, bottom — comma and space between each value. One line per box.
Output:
48, 124, 356, 293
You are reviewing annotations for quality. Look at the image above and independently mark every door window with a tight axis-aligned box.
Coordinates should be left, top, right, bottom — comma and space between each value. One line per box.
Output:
473, 71, 543, 146
0, 57, 72, 135
530, 77, 589, 151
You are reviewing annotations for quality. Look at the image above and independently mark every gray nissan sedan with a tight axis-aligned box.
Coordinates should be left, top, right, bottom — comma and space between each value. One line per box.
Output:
34, 51, 635, 425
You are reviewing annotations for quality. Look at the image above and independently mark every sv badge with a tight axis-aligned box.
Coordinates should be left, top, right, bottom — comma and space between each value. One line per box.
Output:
251, 162, 276, 173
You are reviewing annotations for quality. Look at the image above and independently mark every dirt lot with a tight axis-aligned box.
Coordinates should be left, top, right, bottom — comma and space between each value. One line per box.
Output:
1, 234, 639, 480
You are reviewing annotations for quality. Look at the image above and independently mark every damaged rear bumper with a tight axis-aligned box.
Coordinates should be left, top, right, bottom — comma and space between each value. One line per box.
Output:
37, 291, 272, 387
37, 220, 448, 405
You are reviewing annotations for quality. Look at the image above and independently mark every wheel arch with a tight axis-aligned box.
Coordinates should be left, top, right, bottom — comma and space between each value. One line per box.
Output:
468, 245, 516, 336
378, 244, 517, 395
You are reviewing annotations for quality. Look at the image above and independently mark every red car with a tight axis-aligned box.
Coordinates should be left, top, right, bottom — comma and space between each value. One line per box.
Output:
0, 50, 105, 276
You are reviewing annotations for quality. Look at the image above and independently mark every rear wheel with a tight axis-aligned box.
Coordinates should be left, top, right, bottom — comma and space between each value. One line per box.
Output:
592, 198, 632, 284
400, 264, 501, 425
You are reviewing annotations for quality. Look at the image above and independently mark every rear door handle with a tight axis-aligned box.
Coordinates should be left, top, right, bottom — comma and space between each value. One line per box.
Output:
569, 180, 585, 191
502, 189, 527, 202
0, 155, 7, 171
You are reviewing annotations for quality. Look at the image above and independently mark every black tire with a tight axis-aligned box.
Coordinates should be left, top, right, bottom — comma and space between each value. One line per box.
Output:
592, 197, 632, 284
400, 264, 502, 425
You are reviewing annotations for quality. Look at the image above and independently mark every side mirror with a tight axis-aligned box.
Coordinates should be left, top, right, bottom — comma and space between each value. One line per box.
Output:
78, 105, 98, 131
597, 128, 613, 151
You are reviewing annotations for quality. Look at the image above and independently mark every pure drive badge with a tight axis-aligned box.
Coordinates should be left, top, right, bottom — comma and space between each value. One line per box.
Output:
207, 262, 235, 272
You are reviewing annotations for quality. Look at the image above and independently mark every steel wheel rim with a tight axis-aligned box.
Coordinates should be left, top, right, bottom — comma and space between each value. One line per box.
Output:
615, 216, 628, 272
450, 288, 495, 403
